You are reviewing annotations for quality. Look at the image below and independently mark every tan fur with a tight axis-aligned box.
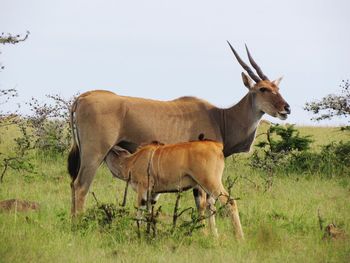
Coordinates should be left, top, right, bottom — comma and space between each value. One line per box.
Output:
105, 140, 244, 239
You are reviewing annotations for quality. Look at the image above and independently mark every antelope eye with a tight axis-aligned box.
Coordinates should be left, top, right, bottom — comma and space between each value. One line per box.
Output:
259, 87, 269, 93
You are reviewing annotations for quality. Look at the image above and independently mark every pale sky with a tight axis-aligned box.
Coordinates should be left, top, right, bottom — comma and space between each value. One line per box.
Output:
1, 0, 349, 125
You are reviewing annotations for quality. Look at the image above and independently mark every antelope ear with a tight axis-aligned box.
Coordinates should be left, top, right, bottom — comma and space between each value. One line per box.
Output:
111, 145, 131, 156
241, 72, 254, 90
272, 76, 283, 86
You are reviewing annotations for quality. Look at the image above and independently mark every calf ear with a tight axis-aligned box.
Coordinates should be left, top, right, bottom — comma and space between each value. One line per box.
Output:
111, 145, 130, 156
241, 72, 254, 90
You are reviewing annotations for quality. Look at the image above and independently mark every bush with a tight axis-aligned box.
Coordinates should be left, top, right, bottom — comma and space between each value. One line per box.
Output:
251, 124, 349, 178
26, 93, 78, 155
288, 141, 350, 177
256, 124, 313, 153
33, 119, 70, 155
251, 124, 313, 173
332, 140, 350, 165
0, 91, 35, 183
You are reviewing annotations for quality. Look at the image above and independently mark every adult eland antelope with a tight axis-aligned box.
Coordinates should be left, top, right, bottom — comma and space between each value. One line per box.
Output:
68, 42, 290, 217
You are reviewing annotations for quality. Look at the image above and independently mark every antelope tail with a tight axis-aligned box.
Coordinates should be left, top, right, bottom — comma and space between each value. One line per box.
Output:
67, 100, 80, 181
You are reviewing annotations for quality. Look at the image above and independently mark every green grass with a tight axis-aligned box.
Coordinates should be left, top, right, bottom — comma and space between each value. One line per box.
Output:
296, 126, 350, 150
0, 125, 349, 263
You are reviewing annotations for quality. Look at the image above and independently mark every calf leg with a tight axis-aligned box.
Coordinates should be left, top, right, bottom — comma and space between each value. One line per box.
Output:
207, 196, 218, 237
136, 189, 148, 220
151, 193, 160, 206
136, 188, 159, 219
193, 188, 207, 221
194, 176, 244, 239
216, 187, 244, 240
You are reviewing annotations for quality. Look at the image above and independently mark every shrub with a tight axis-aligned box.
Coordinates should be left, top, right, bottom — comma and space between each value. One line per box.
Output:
26, 93, 78, 155
255, 124, 313, 153
288, 141, 350, 177
250, 124, 350, 177
251, 124, 313, 173
0, 90, 35, 183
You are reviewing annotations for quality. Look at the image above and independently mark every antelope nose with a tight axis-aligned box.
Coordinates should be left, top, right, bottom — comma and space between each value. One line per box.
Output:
284, 104, 291, 114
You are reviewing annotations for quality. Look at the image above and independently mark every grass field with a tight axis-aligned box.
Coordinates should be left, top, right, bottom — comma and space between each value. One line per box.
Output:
0, 124, 349, 263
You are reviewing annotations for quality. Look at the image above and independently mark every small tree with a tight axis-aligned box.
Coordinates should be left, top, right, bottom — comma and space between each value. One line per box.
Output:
304, 79, 350, 122
251, 124, 313, 190
26, 93, 78, 155
257, 124, 313, 153
0, 31, 34, 183
0, 89, 36, 183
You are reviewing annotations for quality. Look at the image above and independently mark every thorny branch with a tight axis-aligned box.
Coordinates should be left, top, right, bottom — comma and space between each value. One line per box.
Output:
0, 31, 30, 70
304, 79, 350, 122
91, 192, 113, 224
171, 191, 196, 232
146, 160, 152, 235
172, 192, 182, 230
0, 31, 30, 45
120, 173, 131, 207
135, 154, 160, 239
0, 157, 15, 183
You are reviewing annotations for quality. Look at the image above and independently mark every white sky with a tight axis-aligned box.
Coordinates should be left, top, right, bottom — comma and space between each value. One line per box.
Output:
1, 0, 350, 125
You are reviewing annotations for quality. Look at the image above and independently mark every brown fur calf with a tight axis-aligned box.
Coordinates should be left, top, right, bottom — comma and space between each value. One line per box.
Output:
105, 140, 244, 239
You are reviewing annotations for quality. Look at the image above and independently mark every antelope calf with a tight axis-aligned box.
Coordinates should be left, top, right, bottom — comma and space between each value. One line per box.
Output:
105, 140, 244, 239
